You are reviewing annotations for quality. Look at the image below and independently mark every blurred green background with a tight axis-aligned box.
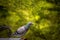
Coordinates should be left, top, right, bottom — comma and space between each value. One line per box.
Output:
0, 0, 60, 40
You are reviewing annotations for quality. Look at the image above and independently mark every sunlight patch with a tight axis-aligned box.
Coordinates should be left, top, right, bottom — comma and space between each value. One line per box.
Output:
39, 19, 51, 29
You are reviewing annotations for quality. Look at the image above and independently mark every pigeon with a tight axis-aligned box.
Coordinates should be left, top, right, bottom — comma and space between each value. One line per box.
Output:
13, 22, 33, 37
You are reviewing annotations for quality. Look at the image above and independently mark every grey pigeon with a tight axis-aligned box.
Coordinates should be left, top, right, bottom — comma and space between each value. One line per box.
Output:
13, 22, 33, 37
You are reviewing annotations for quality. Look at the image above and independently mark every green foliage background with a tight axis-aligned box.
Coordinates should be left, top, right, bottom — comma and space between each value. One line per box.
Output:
0, 0, 60, 40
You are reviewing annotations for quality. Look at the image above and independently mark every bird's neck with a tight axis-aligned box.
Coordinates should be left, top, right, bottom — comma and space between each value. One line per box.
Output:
25, 24, 30, 29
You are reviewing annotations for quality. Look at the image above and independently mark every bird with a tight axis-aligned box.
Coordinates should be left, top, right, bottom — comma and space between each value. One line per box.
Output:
13, 22, 33, 37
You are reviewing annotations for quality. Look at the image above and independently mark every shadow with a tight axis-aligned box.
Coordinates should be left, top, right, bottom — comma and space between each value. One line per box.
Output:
46, 0, 60, 6
46, 0, 60, 22
0, 25, 12, 38
48, 7, 60, 12
0, 6, 10, 18
48, 7, 60, 24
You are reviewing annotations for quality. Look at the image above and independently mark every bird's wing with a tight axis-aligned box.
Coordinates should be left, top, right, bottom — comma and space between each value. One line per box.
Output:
17, 26, 26, 35
13, 26, 27, 37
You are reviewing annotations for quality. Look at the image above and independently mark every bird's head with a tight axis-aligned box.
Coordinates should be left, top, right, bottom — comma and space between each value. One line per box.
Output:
27, 22, 33, 26
25, 22, 33, 29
